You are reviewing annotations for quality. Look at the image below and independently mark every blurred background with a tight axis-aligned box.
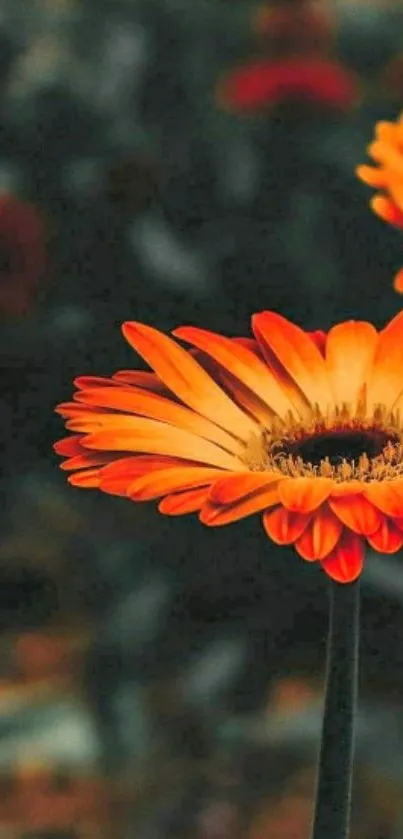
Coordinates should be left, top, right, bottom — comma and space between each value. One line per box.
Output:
2, 0, 403, 836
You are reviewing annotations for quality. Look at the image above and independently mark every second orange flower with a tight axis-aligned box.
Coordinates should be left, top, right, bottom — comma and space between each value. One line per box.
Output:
357, 113, 403, 293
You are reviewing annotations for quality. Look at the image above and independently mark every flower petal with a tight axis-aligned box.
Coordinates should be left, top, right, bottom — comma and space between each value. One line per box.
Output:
60, 452, 119, 471
208, 471, 281, 505
217, 368, 275, 424
278, 477, 333, 513
252, 311, 333, 414
74, 376, 121, 389
364, 481, 403, 518
68, 468, 102, 488
366, 310, 403, 410
294, 505, 343, 560
200, 483, 281, 526
356, 164, 388, 188
309, 330, 327, 355
54, 435, 86, 457
128, 466, 223, 501
367, 518, 403, 553
393, 268, 403, 295
99, 455, 187, 496
370, 195, 403, 228
74, 386, 242, 454
113, 370, 167, 393
80, 418, 244, 470
159, 487, 210, 515
56, 402, 111, 418
320, 532, 365, 583
329, 481, 365, 497
329, 494, 382, 535
232, 337, 261, 354
173, 325, 297, 419
325, 321, 378, 410
122, 322, 256, 439
263, 506, 311, 545
367, 139, 403, 175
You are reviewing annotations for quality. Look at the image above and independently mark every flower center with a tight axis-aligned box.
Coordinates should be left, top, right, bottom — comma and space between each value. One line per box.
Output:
245, 408, 403, 482
287, 428, 397, 467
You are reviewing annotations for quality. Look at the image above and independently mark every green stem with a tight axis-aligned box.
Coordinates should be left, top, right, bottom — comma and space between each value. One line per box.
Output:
311, 579, 360, 839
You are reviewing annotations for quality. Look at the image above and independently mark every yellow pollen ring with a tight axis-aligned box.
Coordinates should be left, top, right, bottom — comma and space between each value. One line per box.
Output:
244, 405, 403, 483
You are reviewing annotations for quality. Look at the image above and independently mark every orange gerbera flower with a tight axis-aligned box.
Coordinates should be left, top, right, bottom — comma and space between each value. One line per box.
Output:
54, 311, 403, 585
356, 114, 403, 293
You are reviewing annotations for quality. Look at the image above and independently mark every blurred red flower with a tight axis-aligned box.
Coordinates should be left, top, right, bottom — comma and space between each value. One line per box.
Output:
217, 56, 359, 113
0, 194, 47, 318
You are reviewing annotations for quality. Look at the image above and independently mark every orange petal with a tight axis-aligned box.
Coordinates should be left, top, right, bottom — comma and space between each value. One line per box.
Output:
355, 164, 387, 188
56, 402, 111, 418
101, 454, 189, 478
54, 435, 85, 457
252, 311, 333, 414
60, 452, 119, 471
385, 180, 403, 212
278, 477, 333, 513
74, 387, 242, 454
232, 337, 261, 354
81, 419, 243, 470
393, 515, 403, 531
325, 321, 378, 410
127, 466, 223, 501
320, 531, 365, 583
74, 376, 120, 389
370, 195, 403, 228
67, 468, 102, 488
367, 139, 403, 175
99, 455, 187, 496
375, 120, 403, 144
65, 412, 153, 432
199, 483, 281, 526
208, 471, 282, 505
366, 310, 403, 410
159, 487, 210, 515
263, 506, 311, 544
365, 480, 403, 517
173, 325, 297, 419
309, 330, 327, 355
294, 505, 343, 560
122, 322, 256, 440
393, 267, 403, 294
330, 481, 365, 497
217, 368, 275, 424
329, 494, 382, 535
367, 517, 403, 553
112, 370, 167, 393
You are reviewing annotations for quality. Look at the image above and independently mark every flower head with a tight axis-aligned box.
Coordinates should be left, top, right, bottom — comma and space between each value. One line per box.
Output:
0, 194, 47, 318
216, 57, 359, 114
356, 114, 403, 293
55, 311, 403, 585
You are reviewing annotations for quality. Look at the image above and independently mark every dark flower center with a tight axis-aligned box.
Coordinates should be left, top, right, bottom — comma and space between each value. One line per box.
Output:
286, 429, 397, 467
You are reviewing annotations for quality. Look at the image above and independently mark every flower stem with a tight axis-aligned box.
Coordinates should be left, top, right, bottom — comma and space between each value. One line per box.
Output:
311, 579, 360, 839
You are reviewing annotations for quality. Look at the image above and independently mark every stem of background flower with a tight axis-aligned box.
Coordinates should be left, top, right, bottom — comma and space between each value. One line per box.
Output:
311, 578, 360, 839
